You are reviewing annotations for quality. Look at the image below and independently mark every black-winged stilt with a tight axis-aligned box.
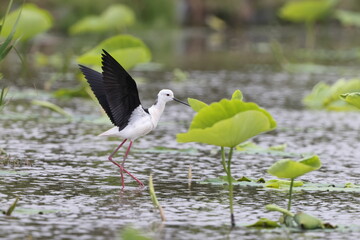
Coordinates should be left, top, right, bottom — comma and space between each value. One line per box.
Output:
79, 49, 189, 188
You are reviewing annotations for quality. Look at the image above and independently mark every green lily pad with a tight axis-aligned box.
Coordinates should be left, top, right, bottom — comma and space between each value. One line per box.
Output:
177, 98, 276, 147
236, 141, 302, 157
265, 179, 304, 188
77, 34, 151, 70
246, 218, 281, 228
267, 155, 321, 179
340, 92, 360, 109
0, 3, 53, 41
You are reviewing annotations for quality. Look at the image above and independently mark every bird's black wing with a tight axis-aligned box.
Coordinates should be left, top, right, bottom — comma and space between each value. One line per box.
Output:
79, 64, 116, 125
101, 49, 142, 130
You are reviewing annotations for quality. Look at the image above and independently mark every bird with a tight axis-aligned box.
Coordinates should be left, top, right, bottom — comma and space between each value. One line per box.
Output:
79, 49, 189, 189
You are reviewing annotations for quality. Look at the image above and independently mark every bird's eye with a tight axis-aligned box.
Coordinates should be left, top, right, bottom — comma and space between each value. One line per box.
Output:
166, 94, 170, 96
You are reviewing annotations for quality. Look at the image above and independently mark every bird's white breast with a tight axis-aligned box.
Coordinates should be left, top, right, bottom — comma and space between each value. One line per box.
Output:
99, 105, 154, 140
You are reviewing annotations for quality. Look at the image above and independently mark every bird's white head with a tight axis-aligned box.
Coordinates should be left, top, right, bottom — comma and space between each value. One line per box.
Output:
157, 89, 175, 103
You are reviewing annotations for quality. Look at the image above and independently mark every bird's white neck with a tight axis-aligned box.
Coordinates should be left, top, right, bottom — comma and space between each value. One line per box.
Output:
148, 100, 167, 128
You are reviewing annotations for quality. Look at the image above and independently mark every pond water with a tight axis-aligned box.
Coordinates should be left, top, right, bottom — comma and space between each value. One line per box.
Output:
1, 27, 360, 239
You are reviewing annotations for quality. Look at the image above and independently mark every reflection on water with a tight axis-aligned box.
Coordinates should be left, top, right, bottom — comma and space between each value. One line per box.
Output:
1, 27, 360, 239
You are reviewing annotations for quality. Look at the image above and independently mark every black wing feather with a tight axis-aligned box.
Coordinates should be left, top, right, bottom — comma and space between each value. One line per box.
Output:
79, 64, 116, 125
101, 49, 141, 130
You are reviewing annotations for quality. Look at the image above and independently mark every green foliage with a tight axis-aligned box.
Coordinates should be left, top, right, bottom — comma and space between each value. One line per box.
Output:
31, 100, 72, 120
246, 218, 281, 228
278, 0, 337, 23
0, 87, 8, 111
0, 3, 53, 41
265, 179, 304, 188
121, 227, 152, 240
178, 89, 276, 227
231, 89, 243, 101
77, 34, 151, 70
335, 10, 360, 27
267, 155, 321, 179
303, 78, 360, 110
148, 174, 165, 222
266, 204, 327, 230
5, 197, 19, 216
340, 92, 360, 109
177, 98, 276, 147
69, 4, 135, 35
187, 98, 208, 112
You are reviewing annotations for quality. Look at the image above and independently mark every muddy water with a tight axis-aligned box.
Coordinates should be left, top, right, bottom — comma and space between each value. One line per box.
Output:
1, 67, 360, 240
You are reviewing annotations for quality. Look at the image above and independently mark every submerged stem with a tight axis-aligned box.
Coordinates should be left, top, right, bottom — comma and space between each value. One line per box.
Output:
287, 178, 294, 211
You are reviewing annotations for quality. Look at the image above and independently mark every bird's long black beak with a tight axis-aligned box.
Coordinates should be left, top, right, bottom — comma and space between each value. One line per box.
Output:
173, 98, 190, 107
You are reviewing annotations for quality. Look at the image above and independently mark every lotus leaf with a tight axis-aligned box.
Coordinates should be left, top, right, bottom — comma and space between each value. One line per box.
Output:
0, 3, 53, 41
340, 92, 360, 109
267, 155, 321, 179
246, 218, 280, 228
188, 98, 208, 112
231, 89, 243, 100
279, 0, 337, 23
335, 10, 360, 27
303, 78, 360, 110
69, 4, 135, 35
77, 35, 151, 69
177, 99, 276, 147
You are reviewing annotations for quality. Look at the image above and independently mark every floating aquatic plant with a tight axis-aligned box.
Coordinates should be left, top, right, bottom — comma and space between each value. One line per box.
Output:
267, 155, 321, 211
340, 92, 360, 109
303, 78, 360, 110
177, 89, 276, 227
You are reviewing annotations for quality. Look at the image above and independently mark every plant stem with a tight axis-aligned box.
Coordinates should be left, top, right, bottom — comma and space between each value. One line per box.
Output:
221, 147, 235, 227
220, 147, 228, 175
227, 147, 235, 227
287, 178, 294, 211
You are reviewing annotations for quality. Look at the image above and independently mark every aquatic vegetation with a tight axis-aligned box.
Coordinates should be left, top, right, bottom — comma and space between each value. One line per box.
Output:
267, 155, 321, 211
0, 3, 53, 41
3, 197, 19, 216
177, 89, 276, 227
0, 0, 20, 112
77, 34, 151, 70
335, 10, 360, 27
265, 204, 329, 230
31, 100, 72, 120
121, 227, 152, 240
69, 4, 135, 35
340, 92, 360, 109
303, 78, 360, 110
149, 174, 166, 222
278, 0, 338, 47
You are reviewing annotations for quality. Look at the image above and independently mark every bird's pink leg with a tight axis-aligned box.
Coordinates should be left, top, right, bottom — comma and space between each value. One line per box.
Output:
121, 141, 144, 187
108, 139, 144, 188
108, 139, 127, 188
